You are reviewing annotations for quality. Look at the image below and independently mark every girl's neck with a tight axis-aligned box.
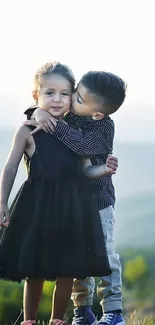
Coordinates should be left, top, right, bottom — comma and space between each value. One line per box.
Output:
52, 115, 64, 121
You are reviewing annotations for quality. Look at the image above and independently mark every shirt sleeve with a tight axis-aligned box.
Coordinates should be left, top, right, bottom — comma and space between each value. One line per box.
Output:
52, 118, 114, 158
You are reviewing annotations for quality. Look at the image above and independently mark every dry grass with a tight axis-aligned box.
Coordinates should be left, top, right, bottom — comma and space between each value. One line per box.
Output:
36, 313, 155, 325
126, 311, 155, 325
8, 312, 155, 325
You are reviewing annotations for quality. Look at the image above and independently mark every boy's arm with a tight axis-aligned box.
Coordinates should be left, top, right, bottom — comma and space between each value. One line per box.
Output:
25, 108, 114, 158
52, 118, 114, 157
83, 156, 117, 179
0, 125, 29, 225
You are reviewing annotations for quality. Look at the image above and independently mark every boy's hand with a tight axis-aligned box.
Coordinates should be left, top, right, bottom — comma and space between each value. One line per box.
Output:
0, 204, 10, 227
24, 108, 57, 134
106, 155, 118, 174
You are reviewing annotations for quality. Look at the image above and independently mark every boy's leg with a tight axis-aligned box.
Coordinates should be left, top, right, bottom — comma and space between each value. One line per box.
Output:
49, 277, 73, 322
71, 278, 97, 325
22, 278, 44, 322
97, 206, 125, 325
72, 277, 95, 306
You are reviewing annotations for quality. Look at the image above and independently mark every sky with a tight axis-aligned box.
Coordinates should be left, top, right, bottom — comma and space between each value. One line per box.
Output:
0, 0, 154, 143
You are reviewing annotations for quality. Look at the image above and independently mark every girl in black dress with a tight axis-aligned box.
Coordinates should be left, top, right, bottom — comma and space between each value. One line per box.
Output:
0, 62, 113, 325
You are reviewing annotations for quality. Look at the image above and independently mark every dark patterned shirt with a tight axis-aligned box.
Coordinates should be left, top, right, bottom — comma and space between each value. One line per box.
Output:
25, 109, 115, 210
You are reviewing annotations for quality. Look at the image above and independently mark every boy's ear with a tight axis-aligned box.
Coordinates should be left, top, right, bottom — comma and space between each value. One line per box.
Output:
32, 90, 38, 102
92, 112, 105, 120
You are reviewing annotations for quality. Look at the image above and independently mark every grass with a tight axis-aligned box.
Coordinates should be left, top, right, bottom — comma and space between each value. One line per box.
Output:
126, 312, 155, 325
35, 313, 155, 325
4, 312, 155, 325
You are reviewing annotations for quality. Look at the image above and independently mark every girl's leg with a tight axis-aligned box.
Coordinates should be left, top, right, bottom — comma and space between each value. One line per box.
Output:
23, 278, 44, 321
50, 277, 73, 322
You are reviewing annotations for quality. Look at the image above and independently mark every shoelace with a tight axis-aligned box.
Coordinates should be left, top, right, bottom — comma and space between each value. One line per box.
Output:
98, 313, 113, 325
72, 316, 84, 325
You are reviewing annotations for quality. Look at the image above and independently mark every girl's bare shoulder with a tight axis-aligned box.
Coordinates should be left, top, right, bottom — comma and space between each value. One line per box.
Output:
14, 124, 32, 141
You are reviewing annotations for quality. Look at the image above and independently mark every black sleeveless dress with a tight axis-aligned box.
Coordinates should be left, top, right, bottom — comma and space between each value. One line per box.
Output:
0, 129, 111, 281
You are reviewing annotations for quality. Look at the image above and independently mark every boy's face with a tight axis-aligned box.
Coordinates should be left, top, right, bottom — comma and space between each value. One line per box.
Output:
72, 83, 104, 119
33, 74, 72, 119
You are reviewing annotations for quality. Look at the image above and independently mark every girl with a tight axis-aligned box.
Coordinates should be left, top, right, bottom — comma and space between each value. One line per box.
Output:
0, 62, 114, 325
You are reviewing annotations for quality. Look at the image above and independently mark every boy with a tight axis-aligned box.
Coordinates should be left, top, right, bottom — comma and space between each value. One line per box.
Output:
25, 70, 126, 325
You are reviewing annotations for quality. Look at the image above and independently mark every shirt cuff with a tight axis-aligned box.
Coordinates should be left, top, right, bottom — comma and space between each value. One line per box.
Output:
53, 120, 71, 140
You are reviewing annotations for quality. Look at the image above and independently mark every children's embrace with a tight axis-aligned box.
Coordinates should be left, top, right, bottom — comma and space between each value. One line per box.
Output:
0, 62, 126, 325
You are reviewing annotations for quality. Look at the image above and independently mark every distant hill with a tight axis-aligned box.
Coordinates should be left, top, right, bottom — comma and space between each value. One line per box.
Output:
0, 129, 154, 248
115, 193, 155, 248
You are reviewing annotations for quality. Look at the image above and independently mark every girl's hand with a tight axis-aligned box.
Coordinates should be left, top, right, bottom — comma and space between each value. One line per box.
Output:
0, 204, 10, 227
106, 155, 118, 174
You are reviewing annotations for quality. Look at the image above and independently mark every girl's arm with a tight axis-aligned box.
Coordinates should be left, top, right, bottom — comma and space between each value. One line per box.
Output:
0, 125, 30, 224
83, 156, 117, 179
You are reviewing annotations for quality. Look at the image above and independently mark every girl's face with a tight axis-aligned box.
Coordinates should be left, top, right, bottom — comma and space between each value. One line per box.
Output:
36, 74, 72, 119
72, 83, 103, 117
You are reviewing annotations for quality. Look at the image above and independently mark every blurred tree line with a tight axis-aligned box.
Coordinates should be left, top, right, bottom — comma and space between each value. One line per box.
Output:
0, 247, 155, 324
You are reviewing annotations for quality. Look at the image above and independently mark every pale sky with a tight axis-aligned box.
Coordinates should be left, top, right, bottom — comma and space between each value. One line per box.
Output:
0, 0, 154, 143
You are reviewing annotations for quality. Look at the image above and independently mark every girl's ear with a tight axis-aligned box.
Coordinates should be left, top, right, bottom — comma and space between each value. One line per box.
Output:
32, 90, 38, 102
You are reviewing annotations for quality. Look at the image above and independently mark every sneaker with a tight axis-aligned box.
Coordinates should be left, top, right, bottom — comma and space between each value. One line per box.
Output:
98, 313, 125, 325
72, 307, 97, 325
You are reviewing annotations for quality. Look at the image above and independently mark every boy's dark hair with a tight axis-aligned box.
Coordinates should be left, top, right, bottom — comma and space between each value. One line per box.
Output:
80, 71, 127, 115
34, 62, 75, 92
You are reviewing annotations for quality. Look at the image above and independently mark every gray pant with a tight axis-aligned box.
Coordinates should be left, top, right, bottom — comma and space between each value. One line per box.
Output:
71, 206, 123, 312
